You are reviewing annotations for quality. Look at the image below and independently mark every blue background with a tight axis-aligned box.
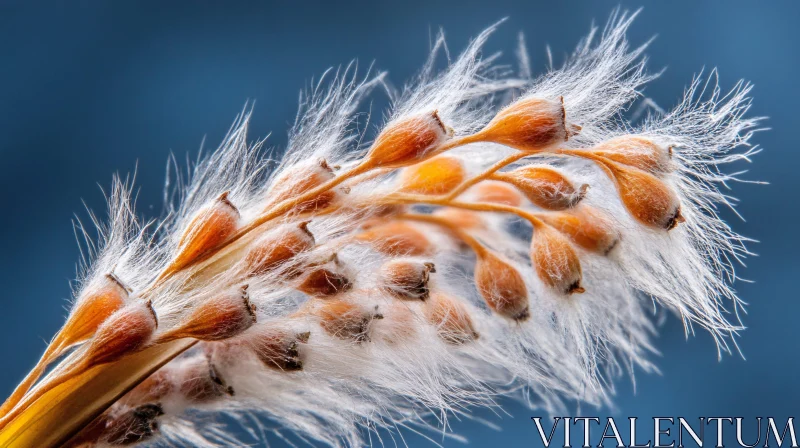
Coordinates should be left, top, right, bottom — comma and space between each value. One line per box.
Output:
0, 1, 796, 446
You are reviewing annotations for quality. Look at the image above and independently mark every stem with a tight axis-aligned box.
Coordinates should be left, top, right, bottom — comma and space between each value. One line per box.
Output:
442, 150, 532, 201
385, 193, 545, 228
0, 340, 196, 448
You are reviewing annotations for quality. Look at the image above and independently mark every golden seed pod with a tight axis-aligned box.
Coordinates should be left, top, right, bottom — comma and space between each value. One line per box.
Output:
297, 265, 352, 297
244, 221, 316, 276
173, 192, 240, 270
84, 300, 158, 369
591, 135, 673, 175
313, 299, 383, 342
248, 328, 310, 372
102, 403, 164, 446
496, 166, 588, 210
265, 158, 339, 213
424, 293, 479, 344
365, 111, 451, 169
530, 224, 585, 295
158, 285, 256, 343
355, 221, 433, 256
399, 155, 466, 195
607, 163, 685, 230
379, 260, 436, 300
474, 97, 580, 151
178, 357, 234, 402
474, 251, 530, 321
471, 180, 524, 207
60, 273, 130, 349
539, 207, 621, 255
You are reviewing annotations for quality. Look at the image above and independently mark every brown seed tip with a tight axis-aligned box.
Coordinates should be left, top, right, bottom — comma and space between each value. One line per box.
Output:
177, 357, 235, 403
103, 403, 164, 446
400, 155, 466, 195
530, 225, 584, 295
475, 97, 571, 151
496, 166, 585, 210
365, 111, 452, 169
474, 251, 530, 321
379, 259, 436, 301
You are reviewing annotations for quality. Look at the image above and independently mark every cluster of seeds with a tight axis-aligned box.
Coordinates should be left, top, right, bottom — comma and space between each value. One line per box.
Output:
0, 11, 760, 448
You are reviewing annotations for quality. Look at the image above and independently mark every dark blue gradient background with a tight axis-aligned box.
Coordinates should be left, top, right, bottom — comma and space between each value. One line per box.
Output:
0, 1, 796, 446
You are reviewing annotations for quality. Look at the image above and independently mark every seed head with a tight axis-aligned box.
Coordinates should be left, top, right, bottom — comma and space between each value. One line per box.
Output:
173, 192, 240, 270
244, 221, 316, 276
158, 285, 256, 343
474, 251, 530, 321
364, 111, 451, 168
103, 403, 164, 446
591, 135, 673, 175
247, 327, 310, 372
313, 299, 383, 342
530, 224, 584, 295
495, 166, 588, 210
61, 273, 130, 349
424, 293, 479, 344
473, 97, 580, 151
606, 162, 685, 230
178, 357, 235, 402
379, 259, 436, 301
84, 300, 158, 369
399, 155, 466, 195
540, 207, 621, 255
265, 158, 339, 213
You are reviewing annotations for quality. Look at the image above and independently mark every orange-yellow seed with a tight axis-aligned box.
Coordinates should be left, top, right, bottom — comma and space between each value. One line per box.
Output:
472, 97, 579, 151
173, 192, 240, 270
84, 300, 158, 369
158, 285, 256, 343
379, 260, 436, 300
474, 251, 530, 321
355, 221, 433, 256
264, 158, 338, 213
539, 207, 621, 255
424, 293, 479, 344
313, 299, 383, 342
399, 155, 466, 195
606, 162, 684, 230
495, 166, 588, 210
365, 111, 451, 169
247, 328, 310, 372
60, 273, 130, 349
530, 224, 585, 295
471, 181, 524, 207
244, 221, 316, 276
591, 135, 673, 175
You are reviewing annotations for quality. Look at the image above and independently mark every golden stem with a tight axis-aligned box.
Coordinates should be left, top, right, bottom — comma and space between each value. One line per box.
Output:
0, 340, 196, 448
397, 213, 487, 256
